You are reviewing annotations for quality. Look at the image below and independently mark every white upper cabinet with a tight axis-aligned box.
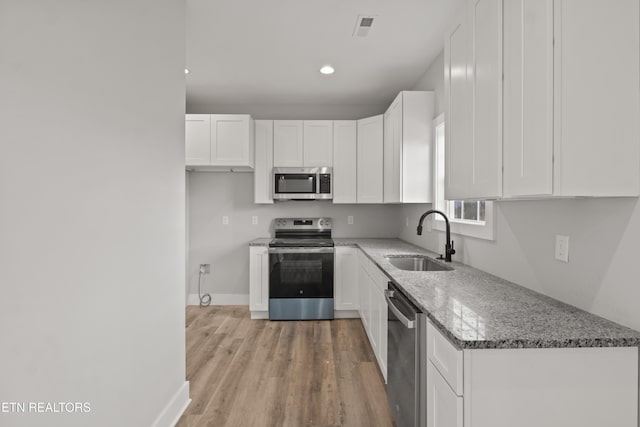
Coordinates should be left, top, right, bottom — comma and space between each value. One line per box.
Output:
185, 114, 211, 166
444, 8, 474, 200
503, 0, 554, 198
254, 120, 274, 204
469, 0, 503, 199
357, 115, 384, 203
333, 120, 357, 204
551, 0, 639, 197
210, 115, 254, 167
448, 0, 639, 200
502, 0, 640, 198
273, 120, 333, 167
383, 91, 435, 204
445, 0, 503, 200
273, 120, 304, 167
384, 96, 402, 203
185, 114, 254, 170
303, 120, 333, 166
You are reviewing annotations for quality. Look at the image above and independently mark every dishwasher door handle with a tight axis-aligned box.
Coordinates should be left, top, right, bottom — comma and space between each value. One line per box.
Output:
384, 289, 415, 329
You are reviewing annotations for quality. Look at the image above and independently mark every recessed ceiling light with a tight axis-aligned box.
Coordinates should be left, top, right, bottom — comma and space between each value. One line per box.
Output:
320, 65, 335, 75
185, 68, 190, 74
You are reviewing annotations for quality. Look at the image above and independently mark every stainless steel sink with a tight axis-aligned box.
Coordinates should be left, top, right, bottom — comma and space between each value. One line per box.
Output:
384, 254, 453, 272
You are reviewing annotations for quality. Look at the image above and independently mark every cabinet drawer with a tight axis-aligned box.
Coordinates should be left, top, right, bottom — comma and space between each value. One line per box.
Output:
427, 320, 463, 396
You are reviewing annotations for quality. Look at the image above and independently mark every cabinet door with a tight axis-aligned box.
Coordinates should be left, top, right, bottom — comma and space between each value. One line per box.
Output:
444, 8, 473, 200
254, 120, 274, 204
375, 284, 388, 381
445, 1, 502, 200
553, 0, 640, 197
249, 246, 269, 312
185, 114, 211, 166
356, 115, 384, 203
402, 91, 434, 203
210, 115, 253, 167
335, 247, 359, 311
469, 0, 502, 199
332, 121, 357, 203
503, 0, 554, 198
303, 120, 333, 166
273, 120, 304, 167
358, 264, 371, 335
383, 94, 402, 203
426, 362, 463, 427
367, 273, 379, 355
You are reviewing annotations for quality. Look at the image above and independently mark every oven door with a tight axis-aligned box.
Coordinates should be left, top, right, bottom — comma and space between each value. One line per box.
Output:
268, 247, 334, 320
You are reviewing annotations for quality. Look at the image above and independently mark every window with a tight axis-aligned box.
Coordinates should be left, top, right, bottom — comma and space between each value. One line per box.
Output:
432, 114, 495, 240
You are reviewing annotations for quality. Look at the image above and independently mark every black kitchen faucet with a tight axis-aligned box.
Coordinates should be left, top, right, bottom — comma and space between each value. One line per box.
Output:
416, 209, 456, 262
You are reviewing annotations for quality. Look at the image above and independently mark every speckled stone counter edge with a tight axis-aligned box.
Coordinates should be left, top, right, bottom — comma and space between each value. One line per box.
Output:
334, 238, 640, 350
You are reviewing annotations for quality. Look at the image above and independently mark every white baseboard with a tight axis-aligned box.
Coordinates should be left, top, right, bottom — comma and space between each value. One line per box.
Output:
334, 310, 361, 319
187, 293, 249, 306
152, 381, 190, 427
250, 311, 269, 320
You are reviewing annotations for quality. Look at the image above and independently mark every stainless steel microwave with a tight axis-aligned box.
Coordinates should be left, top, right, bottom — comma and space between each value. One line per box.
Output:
273, 167, 332, 200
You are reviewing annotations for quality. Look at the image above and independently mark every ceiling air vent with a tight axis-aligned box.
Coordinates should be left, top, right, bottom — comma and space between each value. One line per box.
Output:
353, 15, 377, 37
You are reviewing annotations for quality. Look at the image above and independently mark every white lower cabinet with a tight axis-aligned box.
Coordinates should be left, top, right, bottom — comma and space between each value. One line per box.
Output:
426, 361, 463, 427
358, 262, 371, 331
357, 250, 388, 381
249, 246, 269, 319
334, 247, 359, 313
425, 319, 639, 427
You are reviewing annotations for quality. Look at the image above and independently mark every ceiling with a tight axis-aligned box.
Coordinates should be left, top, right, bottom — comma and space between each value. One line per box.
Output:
186, 0, 464, 109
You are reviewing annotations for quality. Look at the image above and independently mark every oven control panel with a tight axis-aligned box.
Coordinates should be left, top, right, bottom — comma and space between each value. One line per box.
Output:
274, 217, 332, 230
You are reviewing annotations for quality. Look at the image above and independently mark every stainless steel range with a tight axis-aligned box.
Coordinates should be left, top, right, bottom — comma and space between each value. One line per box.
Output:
268, 217, 334, 320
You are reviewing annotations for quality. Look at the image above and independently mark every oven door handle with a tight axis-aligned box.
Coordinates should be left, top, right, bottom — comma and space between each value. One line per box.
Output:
268, 247, 335, 254
384, 289, 415, 329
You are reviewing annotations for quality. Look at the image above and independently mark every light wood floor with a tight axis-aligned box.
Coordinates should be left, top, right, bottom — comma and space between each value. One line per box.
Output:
176, 306, 395, 427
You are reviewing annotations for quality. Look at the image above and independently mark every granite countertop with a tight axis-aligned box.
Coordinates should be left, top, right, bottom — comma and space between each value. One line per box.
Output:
249, 238, 271, 246
334, 238, 640, 350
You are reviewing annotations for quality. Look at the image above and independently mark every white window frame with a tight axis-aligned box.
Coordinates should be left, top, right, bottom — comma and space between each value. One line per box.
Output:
432, 114, 495, 240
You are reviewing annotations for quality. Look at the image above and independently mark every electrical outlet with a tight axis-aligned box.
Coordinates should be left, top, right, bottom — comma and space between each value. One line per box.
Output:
347, 215, 354, 225
222, 215, 229, 225
555, 235, 569, 263
199, 264, 210, 274
252, 216, 258, 225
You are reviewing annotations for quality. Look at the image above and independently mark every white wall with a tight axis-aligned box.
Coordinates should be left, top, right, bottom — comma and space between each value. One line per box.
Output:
0, 2, 188, 426
401, 52, 640, 332
188, 172, 401, 300
412, 51, 445, 116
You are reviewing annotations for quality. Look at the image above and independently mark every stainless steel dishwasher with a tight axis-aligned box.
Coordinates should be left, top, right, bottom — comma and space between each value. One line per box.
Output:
385, 282, 424, 427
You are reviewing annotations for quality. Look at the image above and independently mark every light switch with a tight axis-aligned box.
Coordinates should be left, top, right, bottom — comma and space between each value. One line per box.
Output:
252, 216, 258, 225
222, 215, 229, 225
347, 215, 354, 225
